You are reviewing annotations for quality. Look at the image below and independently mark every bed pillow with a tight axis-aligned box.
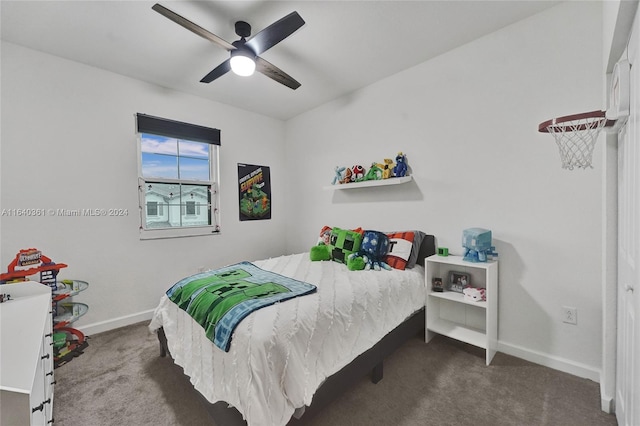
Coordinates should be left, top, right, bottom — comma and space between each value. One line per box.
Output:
406, 230, 427, 268
329, 227, 363, 264
316, 225, 333, 245
385, 231, 415, 270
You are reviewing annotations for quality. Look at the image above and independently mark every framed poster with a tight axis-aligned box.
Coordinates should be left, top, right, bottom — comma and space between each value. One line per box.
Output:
238, 163, 271, 221
448, 271, 470, 293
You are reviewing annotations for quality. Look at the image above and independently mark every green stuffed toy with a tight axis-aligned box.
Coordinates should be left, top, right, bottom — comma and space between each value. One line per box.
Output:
310, 225, 332, 261
346, 255, 365, 271
309, 226, 364, 270
310, 244, 331, 261
327, 227, 362, 264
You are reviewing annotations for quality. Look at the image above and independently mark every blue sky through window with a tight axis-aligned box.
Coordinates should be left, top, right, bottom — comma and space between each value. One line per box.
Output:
141, 133, 210, 180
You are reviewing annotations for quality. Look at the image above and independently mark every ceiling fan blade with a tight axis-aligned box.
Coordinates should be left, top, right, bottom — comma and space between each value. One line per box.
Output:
255, 57, 301, 90
152, 3, 236, 51
245, 11, 305, 56
200, 60, 232, 83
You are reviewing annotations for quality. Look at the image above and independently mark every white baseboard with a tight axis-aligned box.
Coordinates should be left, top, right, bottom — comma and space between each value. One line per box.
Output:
78, 314, 604, 384
497, 341, 601, 382
599, 383, 615, 413
77, 309, 155, 336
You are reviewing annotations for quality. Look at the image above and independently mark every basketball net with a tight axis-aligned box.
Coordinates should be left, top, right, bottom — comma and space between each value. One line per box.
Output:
539, 110, 612, 170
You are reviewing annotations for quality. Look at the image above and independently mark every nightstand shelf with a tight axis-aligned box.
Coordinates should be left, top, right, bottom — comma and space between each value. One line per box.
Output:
426, 317, 486, 348
429, 290, 488, 308
425, 254, 498, 365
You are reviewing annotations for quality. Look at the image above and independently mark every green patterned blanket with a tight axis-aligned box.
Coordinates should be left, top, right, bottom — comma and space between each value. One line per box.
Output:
166, 261, 316, 351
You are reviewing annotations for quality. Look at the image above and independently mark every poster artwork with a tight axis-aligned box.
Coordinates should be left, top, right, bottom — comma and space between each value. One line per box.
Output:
238, 164, 271, 221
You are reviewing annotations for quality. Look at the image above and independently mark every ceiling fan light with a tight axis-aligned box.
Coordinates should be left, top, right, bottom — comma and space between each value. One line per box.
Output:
230, 52, 256, 77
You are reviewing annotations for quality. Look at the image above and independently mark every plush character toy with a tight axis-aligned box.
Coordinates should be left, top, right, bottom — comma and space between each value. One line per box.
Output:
332, 166, 345, 185
318, 225, 332, 245
328, 227, 363, 264
380, 158, 395, 179
310, 244, 331, 261
463, 287, 486, 302
310, 225, 332, 261
348, 230, 391, 271
364, 163, 383, 180
393, 152, 408, 177
341, 168, 353, 184
312, 227, 364, 264
346, 255, 366, 271
351, 165, 365, 182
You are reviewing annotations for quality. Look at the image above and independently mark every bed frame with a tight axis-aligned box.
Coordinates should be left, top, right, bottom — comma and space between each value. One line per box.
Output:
157, 234, 435, 425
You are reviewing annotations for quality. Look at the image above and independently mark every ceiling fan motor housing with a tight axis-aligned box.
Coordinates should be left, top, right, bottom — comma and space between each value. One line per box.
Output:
235, 21, 251, 39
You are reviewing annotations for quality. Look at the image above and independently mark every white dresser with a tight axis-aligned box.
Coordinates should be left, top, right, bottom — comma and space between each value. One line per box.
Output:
1, 281, 55, 425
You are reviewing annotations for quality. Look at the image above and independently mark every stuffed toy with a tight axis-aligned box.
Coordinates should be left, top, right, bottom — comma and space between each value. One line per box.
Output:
380, 158, 395, 179
463, 287, 486, 302
351, 165, 365, 182
310, 244, 331, 261
341, 168, 353, 184
318, 225, 332, 245
393, 152, 408, 177
311, 226, 363, 264
328, 227, 363, 264
332, 166, 345, 185
310, 225, 332, 261
346, 255, 366, 271
364, 163, 383, 181
348, 230, 391, 271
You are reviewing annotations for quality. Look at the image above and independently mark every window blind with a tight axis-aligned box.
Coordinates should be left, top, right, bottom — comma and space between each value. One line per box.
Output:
136, 113, 220, 145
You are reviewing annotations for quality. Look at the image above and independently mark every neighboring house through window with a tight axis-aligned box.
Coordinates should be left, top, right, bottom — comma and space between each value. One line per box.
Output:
136, 113, 220, 239
147, 201, 159, 216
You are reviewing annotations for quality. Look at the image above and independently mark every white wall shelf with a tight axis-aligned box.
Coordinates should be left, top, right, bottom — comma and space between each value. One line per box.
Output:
425, 254, 498, 365
323, 175, 412, 190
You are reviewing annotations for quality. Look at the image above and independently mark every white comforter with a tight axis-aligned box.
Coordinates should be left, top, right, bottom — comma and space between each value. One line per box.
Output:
149, 253, 425, 426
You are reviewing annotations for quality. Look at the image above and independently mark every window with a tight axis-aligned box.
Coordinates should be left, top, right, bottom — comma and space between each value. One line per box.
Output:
136, 113, 220, 239
185, 202, 194, 215
147, 201, 159, 216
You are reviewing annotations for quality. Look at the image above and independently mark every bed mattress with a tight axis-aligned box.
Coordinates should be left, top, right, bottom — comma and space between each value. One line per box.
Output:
149, 253, 425, 426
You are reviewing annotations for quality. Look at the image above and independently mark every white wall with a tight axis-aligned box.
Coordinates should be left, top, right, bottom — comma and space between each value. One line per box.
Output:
284, 2, 604, 379
0, 41, 287, 333
0, 1, 609, 380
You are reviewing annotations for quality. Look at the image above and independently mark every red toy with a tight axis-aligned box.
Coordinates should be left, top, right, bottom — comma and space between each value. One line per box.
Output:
0, 248, 67, 283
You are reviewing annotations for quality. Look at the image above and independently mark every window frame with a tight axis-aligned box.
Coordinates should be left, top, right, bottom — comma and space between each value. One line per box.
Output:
136, 114, 221, 240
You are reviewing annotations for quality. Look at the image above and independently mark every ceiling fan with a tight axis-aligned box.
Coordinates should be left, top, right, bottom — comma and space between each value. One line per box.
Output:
152, 3, 305, 90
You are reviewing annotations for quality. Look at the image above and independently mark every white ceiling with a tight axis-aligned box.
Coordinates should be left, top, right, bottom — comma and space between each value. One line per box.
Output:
1, 1, 561, 121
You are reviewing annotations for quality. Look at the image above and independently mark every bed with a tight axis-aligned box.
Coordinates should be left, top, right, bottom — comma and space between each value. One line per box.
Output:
149, 232, 435, 426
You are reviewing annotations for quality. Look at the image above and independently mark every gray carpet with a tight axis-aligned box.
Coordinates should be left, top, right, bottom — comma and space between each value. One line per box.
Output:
52, 321, 617, 426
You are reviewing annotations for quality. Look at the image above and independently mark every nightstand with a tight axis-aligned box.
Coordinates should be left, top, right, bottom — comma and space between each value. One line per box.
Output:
425, 254, 498, 365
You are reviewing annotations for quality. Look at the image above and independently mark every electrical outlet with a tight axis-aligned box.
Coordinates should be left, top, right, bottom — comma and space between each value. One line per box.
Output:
562, 306, 577, 325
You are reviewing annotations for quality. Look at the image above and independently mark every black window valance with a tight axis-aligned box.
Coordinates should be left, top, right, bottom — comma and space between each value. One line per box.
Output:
136, 113, 220, 145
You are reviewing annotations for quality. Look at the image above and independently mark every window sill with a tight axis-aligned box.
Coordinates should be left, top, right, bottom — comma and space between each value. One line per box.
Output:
139, 226, 220, 240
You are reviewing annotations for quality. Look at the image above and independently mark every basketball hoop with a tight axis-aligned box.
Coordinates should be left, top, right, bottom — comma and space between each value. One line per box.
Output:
538, 110, 615, 170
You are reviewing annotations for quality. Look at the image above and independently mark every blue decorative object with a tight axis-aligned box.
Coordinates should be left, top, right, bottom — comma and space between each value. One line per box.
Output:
332, 166, 346, 185
462, 228, 496, 262
393, 152, 408, 177
349, 230, 391, 271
